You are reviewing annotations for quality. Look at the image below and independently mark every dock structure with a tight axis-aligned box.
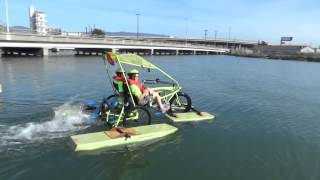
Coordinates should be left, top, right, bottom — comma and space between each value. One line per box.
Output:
0, 32, 257, 57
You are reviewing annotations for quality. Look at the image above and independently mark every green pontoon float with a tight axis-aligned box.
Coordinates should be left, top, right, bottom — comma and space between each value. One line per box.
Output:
71, 124, 177, 151
165, 111, 215, 122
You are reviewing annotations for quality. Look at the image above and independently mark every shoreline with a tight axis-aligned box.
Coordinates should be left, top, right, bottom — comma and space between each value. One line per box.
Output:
230, 52, 320, 62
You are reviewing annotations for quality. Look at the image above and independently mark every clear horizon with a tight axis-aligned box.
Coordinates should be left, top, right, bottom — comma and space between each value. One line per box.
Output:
0, 0, 319, 47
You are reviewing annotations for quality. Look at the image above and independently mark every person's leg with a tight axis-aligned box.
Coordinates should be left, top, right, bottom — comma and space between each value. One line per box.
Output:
143, 88, 153, 95
151, 91, 169, 113
143, 88, 169, 112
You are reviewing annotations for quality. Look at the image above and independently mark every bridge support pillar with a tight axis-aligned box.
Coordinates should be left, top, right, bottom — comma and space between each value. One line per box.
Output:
193, 51, 196, 55
42, 48, 49, 56
112, 48, 117, 53
151, 49, 154, 55
6, 34, 12, 40
176, 50, 179, 55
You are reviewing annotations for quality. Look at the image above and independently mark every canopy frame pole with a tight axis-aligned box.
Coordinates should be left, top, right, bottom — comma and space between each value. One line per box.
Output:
153, 65, 180, 87
117, 56, 136, 107
114, 106, 125, 127
103, 54, 117, 94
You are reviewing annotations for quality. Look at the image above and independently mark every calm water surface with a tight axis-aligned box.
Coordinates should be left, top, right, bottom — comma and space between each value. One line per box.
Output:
1, 55, 320, 180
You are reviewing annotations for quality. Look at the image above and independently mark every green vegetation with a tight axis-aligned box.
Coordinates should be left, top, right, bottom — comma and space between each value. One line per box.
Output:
0, 23, 5, 32
91, 28, 105, 36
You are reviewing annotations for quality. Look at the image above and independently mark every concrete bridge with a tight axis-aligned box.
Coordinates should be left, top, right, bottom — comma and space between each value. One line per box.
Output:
0, 32, 256, 57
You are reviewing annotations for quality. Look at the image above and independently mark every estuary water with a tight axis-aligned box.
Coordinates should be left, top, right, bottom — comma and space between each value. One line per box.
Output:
1, 55, 320, 180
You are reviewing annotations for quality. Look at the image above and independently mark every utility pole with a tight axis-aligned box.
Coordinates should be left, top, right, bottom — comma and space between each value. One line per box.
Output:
185, 18, 188, 46
214, 30, 217, 46
136, 13, 140, 39
204, 29, 208, 41
226, 27, 231, 48
5, 0, 10, 33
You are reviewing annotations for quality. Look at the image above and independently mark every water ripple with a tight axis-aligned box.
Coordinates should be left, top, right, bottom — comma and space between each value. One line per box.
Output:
0, 101, 90, 153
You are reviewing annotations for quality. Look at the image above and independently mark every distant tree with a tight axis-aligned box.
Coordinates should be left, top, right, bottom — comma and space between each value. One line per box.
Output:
0, 22, 5, 32
258, 40, 268, 45
91, 28, 105, 36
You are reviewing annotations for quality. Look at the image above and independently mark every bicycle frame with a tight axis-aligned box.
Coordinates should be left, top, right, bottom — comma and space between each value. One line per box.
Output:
151, 86, 182, 103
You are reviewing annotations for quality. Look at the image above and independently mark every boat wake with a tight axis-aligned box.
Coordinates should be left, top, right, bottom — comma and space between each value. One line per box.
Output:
0, 101, 91, 149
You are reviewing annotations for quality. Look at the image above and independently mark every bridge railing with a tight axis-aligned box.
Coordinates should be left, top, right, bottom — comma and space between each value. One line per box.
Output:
0, 32, 229, 51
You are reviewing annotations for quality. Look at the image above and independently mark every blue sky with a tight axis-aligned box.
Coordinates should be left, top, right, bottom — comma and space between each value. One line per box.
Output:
1, 0, 320, 46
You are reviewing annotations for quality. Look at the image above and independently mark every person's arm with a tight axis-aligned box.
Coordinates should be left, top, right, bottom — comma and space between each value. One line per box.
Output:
130, 84, 144, 100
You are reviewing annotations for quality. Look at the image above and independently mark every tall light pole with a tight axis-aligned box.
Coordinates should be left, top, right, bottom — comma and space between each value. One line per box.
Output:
226, 27, 231, 48
136, 13, 140, 39
204, 29, 208, 41
5, 0, 10, 33
214, 30, 217, 46
214, 30, 218, 39
185, 18, 188, 46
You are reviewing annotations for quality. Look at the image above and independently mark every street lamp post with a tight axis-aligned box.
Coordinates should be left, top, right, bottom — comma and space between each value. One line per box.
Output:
5, 0, 10, 33
136, 13, 140, 39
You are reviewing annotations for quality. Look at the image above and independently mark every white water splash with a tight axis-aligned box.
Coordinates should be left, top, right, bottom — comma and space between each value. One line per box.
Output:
1, 101, 91, 143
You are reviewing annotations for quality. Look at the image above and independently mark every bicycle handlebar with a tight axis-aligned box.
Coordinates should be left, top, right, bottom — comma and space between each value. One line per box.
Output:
143, 78, 175, 85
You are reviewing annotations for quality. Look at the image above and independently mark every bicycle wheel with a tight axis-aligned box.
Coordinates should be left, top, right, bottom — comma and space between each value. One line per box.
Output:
169, 92, 192, 113
106, 94, 118, 104
123, 106, 151, 127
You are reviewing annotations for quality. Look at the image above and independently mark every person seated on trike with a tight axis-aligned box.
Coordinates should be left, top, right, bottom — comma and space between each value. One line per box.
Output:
113, 67, 126, 95
127, 69, 169, 113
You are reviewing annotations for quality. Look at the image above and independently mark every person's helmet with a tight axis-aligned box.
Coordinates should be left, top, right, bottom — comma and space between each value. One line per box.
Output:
116, 67, 125, 73
128, 69, 139, 74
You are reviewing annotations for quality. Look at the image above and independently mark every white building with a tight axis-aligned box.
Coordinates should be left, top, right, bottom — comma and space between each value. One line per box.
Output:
29, 6, 47, 34
61, 32, 83, 36
47, 27, 62, 35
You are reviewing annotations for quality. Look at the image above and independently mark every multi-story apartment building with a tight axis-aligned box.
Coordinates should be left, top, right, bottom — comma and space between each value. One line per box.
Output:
29, 6, 47, 34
